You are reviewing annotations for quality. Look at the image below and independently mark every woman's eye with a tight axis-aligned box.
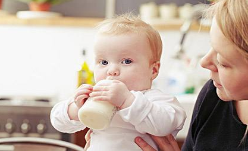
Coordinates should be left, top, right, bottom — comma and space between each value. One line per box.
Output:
217, 61, 227, 68
122, 59, 132, 64
100, 60, 108, 65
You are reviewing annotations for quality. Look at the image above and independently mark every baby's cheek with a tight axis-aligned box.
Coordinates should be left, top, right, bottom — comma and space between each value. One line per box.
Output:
94, 72, 105, 83
124, 78, 140, 90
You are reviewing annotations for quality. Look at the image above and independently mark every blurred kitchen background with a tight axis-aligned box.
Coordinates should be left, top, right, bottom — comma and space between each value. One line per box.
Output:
0, 0, 211, 149
2, 0, 210, 17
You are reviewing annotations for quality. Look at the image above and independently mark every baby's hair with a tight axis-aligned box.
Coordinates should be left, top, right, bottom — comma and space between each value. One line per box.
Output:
205, 0, 248, 60
96, 13, 162, 63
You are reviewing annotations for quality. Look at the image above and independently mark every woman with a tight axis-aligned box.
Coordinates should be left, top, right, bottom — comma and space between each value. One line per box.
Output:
135, 0, 248, 150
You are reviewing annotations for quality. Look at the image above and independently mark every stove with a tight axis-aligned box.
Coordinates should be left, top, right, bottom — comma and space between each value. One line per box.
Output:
0, 97, 70, 141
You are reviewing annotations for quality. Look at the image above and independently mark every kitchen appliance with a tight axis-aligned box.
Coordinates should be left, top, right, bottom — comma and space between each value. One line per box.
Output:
0, 97, 70, 142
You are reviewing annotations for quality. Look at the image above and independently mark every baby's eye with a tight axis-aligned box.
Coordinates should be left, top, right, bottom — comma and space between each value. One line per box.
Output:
100, 60, 108, 65
121, 59, 133, 64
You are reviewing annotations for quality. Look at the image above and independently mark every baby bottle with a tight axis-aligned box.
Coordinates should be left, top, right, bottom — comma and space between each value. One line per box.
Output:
78, 79, 117, 130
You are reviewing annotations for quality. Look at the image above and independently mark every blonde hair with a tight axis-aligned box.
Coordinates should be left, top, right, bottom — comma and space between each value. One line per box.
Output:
96, 13, 162, 63
206, 0, 248, 60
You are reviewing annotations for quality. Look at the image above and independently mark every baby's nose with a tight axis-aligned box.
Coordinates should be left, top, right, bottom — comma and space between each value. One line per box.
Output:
107, 65, 120, 76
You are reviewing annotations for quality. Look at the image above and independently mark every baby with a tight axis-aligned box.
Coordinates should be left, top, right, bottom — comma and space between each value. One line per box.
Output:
51, 14, 186, 151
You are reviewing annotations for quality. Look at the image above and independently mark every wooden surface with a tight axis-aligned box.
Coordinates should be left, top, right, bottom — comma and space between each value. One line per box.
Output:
0, 15, 103, 27
0, 13, 210, 31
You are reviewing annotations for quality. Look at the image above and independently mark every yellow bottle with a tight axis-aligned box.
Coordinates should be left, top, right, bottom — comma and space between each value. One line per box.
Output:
77, 61, 94, 87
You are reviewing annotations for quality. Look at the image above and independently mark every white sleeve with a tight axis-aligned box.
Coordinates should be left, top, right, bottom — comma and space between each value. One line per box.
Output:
118, 89, 186, 136
50, 98, 86, 133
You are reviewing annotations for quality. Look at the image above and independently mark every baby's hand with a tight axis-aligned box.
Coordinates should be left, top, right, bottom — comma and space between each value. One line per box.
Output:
74, 84, 93, 108
89, 80, 135, 109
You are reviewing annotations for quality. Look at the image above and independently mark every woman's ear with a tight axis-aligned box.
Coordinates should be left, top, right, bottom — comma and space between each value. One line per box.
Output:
151, 61, 160, 80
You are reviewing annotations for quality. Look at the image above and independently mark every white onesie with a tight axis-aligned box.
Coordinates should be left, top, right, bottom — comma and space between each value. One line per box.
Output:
50, 89, 186, 151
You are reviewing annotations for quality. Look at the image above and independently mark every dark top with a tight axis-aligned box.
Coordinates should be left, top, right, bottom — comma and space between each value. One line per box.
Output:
182, 80, 248, 151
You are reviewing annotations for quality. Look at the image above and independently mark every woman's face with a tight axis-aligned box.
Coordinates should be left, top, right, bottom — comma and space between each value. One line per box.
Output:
200, 18, 248, 101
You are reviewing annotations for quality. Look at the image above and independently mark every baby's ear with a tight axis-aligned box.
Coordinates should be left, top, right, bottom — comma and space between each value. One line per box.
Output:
151, 61, 160, 80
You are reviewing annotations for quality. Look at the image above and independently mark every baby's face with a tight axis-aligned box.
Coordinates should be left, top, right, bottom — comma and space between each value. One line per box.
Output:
93, 33, 158, 91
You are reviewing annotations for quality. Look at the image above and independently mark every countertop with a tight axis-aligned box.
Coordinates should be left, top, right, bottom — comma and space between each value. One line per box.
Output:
176, 94, 197, 140
0, 15, 103, 27
0, 13, 210, 31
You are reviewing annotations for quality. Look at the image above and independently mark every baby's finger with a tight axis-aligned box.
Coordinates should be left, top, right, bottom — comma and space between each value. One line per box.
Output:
78, 84, 93, 89
74, 89, 92, 100
89, 90, 109, 98
84, 140, 90, 151
84, 129, 93, 151
90, 96, 110, 102
92, 85, 109, 92
85, 129, 93, 142
74, 95, 88, 107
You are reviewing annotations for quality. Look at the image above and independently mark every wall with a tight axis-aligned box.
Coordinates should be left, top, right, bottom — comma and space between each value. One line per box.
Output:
0, 25, 96, 101
0, 25, 210, 101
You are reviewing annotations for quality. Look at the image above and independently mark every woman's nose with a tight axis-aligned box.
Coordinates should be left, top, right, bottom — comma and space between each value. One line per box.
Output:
200, 49, 218, 72
107, 65, 120, 76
